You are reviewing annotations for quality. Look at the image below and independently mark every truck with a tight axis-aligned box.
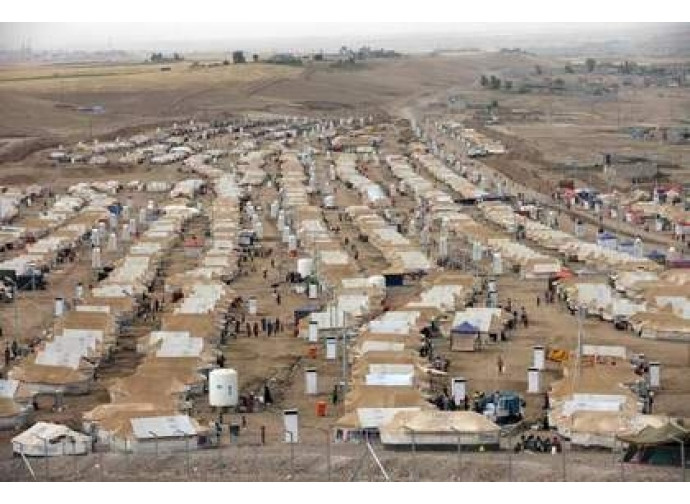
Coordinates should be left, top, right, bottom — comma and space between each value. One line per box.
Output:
0, 267, 47, 293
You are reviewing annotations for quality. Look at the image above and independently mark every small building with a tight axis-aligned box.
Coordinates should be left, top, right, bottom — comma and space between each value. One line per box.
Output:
128, 415, 205, 453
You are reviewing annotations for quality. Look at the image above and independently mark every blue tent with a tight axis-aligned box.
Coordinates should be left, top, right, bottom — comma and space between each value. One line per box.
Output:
452, 322, 479, 334
646, 250, 666, 261
107, 204, 122, 216
598, 231, 616, 240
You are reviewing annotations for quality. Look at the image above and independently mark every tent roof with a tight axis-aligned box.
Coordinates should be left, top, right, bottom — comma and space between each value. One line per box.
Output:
617, 420, 690, 446
381, 410, 501, 434
452, 322, 479, 333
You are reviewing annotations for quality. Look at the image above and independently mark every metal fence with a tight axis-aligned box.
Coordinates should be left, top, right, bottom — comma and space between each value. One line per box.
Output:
0, 429, 683, 482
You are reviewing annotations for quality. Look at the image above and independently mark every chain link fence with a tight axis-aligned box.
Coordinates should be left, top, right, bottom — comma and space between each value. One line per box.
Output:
0, 428, 682, 482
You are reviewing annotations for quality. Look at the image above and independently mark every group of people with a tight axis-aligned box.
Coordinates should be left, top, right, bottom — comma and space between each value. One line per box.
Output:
514, 433, 562, 454
3, 340, 19, 368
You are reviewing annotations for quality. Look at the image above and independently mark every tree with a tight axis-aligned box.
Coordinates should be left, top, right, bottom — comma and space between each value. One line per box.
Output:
313, 53, 324, 62
480, 74, 489, 87
586, 58, 596, 73
489, 75, 501, 90
553, 78, 565, 88
564, 64, 574, 74
535, 64, 542, 75
173, 52, 182, 61
504, 80, 513, 91
222, 59, 229, 66
252, 54, 259, 63
232, 51, 246, 64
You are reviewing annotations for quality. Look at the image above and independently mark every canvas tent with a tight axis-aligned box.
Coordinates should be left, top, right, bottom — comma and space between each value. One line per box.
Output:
379, 410, 501, 448
12, 422, 92, 457
618, 420, 690, 466
450, 322, 480, 351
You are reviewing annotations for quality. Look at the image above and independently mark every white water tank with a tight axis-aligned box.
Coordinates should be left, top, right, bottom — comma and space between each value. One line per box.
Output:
128, 218, 137, 236
326, 337, 337, 360
254, 221, 263, 239
91, 228, 100, 247
528, 368, 541, 393
283, 409, 299, 443
288, 235, 297, 253
649, 362, 661, 389
305, 368, 317, 395
533, 345, 545, 371
472, 241, 482, 262
492, 253, 503, 275
54, 297, 65, 317
282, 226, 291, 244
209, 368, 239, 407
308, 320, 318, 343
270, 201, 279, 219
297, 258, 313, 278
323, 195, 336, 209
439, 235, 448, 259
308, 283, 318, 299
248, 297, 258, 315
452, 377, 467, 404
107, 232, 118, 252
121, 223, 131, 242
91, 247, 102, 269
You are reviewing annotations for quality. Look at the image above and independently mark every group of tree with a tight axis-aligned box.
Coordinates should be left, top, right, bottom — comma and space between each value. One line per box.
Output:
619, 60, 638, 74
149, 52, 183, 63
479, 74, 505, 90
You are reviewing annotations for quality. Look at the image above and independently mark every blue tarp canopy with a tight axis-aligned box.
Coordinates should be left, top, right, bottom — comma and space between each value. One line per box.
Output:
598, 231, 616, 240
647, 250, 666, 260
452, 322, 479, 333
107, 204, 122, 215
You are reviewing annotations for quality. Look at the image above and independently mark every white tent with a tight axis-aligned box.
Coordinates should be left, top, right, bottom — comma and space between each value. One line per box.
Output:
12, 422, 92, 457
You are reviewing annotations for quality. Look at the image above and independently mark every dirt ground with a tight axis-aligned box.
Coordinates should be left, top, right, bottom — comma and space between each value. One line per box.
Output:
2, 52, 690, 481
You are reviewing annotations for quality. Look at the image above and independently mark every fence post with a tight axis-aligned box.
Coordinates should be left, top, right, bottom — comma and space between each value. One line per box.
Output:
508, 433, 513, 482
43, 438, 49, 481
326, 429, 331, 482
283, 430, 295, 480
72, 439, 78, 480
562, 436, 567, 481
98, 440, 105, 481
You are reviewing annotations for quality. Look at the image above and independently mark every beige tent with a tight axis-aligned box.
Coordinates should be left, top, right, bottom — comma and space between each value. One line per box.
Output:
380, 410, 501, 447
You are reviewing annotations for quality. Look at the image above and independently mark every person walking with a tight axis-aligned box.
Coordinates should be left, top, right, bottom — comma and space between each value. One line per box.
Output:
275, 317, 281, 333
253, 322, 259, 338
267, 321, 273, 337
246, 322, 252, 338
4, 344, 10, 368
497, 355, 505, 375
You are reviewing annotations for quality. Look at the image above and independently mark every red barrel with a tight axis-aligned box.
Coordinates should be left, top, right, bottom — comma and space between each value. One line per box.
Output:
308, 346, 317, 359
316, 401, 327, 417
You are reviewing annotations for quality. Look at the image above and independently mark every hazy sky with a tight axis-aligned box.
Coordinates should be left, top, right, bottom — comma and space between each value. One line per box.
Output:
0, 22, 657, 52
